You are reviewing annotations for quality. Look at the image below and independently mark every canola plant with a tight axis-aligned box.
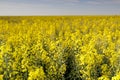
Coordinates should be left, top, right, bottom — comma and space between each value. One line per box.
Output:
0, 16, 120, 80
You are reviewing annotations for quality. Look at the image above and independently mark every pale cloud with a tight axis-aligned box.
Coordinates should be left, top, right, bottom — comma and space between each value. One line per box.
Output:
46, 0, 80, 2
110, 0, 120, 4
62, 0, 80, 2
87, 1, 101, 5
87, 0, 120, 4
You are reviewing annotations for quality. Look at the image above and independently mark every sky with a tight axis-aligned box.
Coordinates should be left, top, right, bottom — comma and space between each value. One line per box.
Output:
0, 0, 120, 15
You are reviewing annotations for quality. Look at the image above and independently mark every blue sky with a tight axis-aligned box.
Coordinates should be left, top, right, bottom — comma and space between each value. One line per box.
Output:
0, 0, 120, 15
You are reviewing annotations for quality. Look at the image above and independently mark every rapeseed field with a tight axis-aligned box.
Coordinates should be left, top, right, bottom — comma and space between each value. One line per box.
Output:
0, 16, 120, 80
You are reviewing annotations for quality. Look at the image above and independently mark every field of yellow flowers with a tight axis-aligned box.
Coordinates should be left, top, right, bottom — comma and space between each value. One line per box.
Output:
0, 16, 120, 80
